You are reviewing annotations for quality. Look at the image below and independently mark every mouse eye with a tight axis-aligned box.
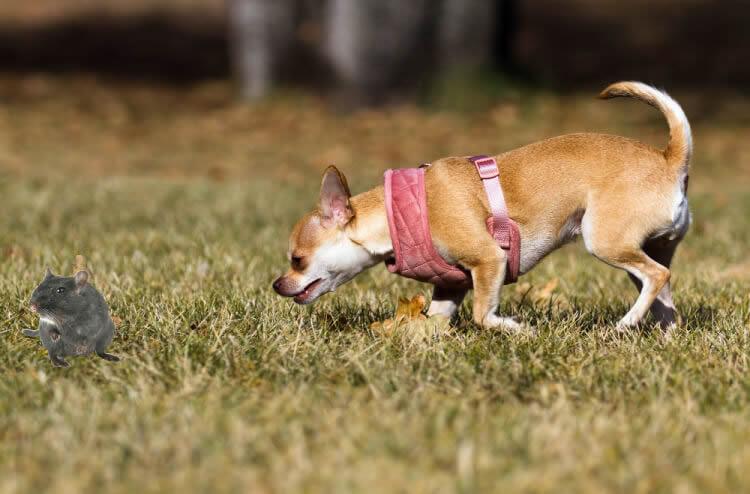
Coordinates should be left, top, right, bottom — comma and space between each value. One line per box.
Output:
56, 287, 65, 294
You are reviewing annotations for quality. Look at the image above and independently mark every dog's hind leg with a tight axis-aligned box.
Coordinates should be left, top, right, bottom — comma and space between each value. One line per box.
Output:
587, 242, 670, 330
627, 237, 682, 328
427, 286, 467, 318
582, 212, 671, 330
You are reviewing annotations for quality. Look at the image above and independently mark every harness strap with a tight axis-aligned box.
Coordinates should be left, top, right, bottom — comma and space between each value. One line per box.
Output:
384, 156, 521, 287
468, 155, 512, 249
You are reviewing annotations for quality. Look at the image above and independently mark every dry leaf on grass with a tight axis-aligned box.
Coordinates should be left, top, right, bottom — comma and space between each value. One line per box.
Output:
537, 278, 559, 300
403, 314, 452, 342
372, 295, 427, 335
371, 295, 452, 341
111, 316, 123, 327
513, 278, 568, 307
395, 295, 427, 320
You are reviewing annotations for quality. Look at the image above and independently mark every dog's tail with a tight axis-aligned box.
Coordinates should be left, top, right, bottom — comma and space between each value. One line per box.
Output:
599, 81, 692, 173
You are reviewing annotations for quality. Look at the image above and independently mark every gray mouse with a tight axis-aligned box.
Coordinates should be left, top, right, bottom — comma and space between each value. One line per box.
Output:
22, 268, 119, 367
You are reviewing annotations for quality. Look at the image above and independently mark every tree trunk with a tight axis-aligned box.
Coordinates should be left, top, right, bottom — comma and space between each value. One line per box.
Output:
492, 0, 519, 72
227, 0, 517, 102
437, 0, 496, 73
325, 0, 431, 103
227, 0, 295, 99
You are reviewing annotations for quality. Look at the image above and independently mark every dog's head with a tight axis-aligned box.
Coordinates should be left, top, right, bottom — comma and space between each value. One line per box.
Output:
273, 166, 374, 304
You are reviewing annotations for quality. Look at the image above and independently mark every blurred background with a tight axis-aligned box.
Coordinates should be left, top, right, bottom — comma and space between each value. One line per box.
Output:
0, 0, 748, 185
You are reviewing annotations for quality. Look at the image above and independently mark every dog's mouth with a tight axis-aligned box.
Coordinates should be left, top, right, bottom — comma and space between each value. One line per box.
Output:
294, 279, 323, 304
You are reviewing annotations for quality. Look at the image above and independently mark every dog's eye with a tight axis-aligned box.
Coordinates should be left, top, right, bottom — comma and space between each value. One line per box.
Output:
291, 256, 303, 269
56, 287, 65, 294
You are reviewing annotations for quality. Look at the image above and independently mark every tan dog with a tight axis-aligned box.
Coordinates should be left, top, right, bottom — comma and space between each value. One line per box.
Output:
273, 82, 692, 330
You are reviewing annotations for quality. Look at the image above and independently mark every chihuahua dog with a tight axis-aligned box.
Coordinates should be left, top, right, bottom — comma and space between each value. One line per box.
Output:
273, 82, 692, 330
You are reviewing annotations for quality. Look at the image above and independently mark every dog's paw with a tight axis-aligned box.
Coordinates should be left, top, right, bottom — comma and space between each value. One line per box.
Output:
482, 314, 524, 331
615, 313, 642, 331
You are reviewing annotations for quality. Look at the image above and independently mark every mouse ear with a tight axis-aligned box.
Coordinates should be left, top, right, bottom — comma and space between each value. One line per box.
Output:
44, 268, 54, 280
75, 270, 88, 288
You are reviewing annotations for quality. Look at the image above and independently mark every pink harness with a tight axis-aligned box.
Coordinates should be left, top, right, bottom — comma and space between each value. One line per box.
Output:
384, 155, 520, 289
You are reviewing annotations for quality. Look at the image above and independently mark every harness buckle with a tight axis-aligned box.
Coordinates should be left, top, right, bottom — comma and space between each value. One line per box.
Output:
473, 157, 499, 180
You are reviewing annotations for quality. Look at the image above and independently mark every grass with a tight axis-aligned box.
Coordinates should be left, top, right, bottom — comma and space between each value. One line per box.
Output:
0, 75, 749, 493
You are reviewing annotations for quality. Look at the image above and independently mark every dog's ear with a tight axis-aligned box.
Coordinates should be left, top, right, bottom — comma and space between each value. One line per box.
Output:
319, 165, 353, 228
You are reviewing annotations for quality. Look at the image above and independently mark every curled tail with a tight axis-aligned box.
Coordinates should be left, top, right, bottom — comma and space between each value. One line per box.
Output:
599, 81, 692, 173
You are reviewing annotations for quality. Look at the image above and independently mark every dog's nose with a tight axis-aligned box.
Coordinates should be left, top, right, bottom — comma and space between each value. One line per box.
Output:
272, 278, 283, 294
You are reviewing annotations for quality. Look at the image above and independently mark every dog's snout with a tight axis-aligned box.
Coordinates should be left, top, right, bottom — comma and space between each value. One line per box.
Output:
272, 278, 283, 294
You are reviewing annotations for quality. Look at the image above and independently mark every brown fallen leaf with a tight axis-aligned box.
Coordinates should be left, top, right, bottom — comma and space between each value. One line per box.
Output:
396, 294, 427, 319
537, 278, 559, 300
513, 278, 569, 309
372, 295, 428, 336
373, 314, 451, 341
400, 314, 452, 343
111, 316, 123, 327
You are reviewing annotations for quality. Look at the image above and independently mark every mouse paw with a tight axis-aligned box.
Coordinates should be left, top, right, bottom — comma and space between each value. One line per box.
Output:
50, 356, 70, 368
97, 352, 120, 362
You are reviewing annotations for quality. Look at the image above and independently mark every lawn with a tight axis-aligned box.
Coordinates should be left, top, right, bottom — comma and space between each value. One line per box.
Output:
0, 75, 749, 493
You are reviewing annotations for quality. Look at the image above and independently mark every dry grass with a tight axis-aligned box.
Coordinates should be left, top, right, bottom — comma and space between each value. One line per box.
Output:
0, 74, 749, 493
2, 74, 750, 186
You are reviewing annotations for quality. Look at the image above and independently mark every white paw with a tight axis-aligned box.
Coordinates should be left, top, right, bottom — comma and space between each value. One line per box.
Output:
483, 314, 522, 330
660, 322, 678, 341
662, 321, 678, 332
616, 313, 640, 331
427, 306, 457, 318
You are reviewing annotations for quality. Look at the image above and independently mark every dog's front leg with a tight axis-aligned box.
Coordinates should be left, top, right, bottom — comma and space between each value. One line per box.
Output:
427, 286, 467, 318
470, 248, 519, 330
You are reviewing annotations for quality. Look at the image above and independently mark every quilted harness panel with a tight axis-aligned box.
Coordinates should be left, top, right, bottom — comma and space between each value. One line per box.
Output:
384, 163, 520, 289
